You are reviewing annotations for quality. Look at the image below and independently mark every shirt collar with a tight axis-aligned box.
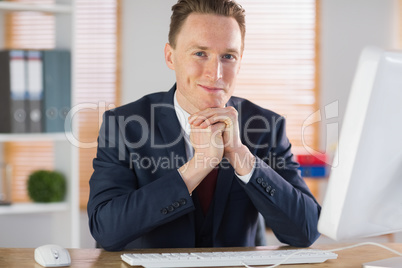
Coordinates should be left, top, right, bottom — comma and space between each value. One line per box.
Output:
174, 91, 191, 137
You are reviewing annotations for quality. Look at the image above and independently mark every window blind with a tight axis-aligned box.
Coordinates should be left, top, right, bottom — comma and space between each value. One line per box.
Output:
235, 0, 319, 153
75, 0, 120, 209
4, 0, 55, 49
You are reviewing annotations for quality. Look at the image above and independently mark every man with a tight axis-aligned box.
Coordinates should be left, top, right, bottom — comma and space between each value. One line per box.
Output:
88, 0, 321, 251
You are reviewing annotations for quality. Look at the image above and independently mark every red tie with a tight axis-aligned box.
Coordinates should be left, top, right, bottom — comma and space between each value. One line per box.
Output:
197, 167, 219, 215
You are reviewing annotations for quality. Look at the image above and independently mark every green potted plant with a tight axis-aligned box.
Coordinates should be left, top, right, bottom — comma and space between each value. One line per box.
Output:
27, 170, 66, 203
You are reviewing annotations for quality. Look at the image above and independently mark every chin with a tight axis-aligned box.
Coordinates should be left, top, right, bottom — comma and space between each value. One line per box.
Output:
201, 100, 226, 110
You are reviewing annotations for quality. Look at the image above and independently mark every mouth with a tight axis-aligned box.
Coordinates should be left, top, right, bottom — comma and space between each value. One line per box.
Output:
198, 84, 224, 93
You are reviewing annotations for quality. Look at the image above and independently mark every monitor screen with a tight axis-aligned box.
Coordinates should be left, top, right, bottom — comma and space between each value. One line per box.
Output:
318, 46, 402, 241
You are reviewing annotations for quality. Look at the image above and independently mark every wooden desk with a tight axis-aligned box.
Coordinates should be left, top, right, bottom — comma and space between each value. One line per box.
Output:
1, 243, 401, 268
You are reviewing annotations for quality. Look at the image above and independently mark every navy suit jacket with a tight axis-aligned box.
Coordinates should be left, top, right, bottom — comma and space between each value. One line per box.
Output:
87, 85, 321, 251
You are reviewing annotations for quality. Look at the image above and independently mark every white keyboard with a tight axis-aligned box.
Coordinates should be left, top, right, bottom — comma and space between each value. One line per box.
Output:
121, 249, 338, 267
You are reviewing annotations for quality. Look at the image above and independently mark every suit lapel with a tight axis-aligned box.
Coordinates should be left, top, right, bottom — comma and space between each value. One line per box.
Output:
156, 85, 187, 166
157, 115, 187, 165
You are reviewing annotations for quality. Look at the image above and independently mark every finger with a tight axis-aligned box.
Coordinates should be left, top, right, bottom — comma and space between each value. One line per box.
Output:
191, 109, 234, 128
212, 122, 226, 132
191, 115, 211, 127
200, 114, 233, 128
188, 108, 226, 124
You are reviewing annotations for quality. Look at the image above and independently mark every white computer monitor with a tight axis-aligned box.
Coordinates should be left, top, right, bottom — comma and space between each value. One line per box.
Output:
318, 47, 402, 242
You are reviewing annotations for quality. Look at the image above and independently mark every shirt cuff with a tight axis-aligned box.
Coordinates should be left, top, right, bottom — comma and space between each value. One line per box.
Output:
177, 168, 192, 196
235, 164, 256, 184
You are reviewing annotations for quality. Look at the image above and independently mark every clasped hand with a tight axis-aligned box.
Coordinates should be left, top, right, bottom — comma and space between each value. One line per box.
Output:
179, 107, 255, 193
188, 106, 242, 165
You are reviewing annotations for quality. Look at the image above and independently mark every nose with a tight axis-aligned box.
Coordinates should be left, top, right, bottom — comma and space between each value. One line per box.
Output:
205, 56, 222, 81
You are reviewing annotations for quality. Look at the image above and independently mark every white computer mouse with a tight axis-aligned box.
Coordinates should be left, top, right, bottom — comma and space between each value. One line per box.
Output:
34, 244, 71, 267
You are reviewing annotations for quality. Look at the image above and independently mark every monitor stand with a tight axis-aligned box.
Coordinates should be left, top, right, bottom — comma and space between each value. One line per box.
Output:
363, 257, 402, 268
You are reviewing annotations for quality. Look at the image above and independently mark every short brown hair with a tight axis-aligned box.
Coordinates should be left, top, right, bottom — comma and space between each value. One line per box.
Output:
169, 0, 246, 50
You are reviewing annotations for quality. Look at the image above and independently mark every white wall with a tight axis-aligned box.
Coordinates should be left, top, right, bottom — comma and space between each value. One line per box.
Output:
80, 211, 96, 248
121, 0, 177, 105
319, 0, 399, 153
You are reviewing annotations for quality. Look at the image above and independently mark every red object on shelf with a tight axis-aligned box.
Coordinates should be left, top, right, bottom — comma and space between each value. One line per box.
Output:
296, 154, 327, 166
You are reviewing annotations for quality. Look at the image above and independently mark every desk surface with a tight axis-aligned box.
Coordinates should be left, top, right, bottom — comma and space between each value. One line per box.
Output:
1, 243, 402, 268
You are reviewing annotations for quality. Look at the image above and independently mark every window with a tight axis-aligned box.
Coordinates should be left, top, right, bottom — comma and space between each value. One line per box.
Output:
235, 0, 319, 153
75, 0, 120, 209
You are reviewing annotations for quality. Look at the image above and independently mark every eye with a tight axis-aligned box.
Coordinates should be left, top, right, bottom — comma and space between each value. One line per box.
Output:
223, 54, 235, 60
194, 51, 206, 57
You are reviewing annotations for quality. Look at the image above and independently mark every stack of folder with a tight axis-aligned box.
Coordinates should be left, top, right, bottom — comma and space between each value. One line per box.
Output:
296, 154, 328, 178
0, 49, 71, 133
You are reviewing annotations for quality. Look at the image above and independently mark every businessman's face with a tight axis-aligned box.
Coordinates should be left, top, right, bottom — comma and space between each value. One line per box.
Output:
165, 13, 243, 114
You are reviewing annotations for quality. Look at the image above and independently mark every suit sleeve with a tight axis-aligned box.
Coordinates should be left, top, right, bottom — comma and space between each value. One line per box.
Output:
241, 116, 321, 247
87, 110, 194, 251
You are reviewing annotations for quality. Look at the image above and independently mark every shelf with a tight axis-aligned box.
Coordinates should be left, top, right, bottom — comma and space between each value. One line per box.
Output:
0, 2, 71, 13
0, 202, 69, 215
0, 0, 79, 248
0, 133, 70, 142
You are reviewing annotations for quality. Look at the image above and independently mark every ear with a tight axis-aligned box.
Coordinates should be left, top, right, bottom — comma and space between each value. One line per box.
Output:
164, 43, 175, 70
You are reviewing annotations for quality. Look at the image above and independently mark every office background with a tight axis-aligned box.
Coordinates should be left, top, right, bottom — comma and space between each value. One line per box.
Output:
0, 0, 401, 248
